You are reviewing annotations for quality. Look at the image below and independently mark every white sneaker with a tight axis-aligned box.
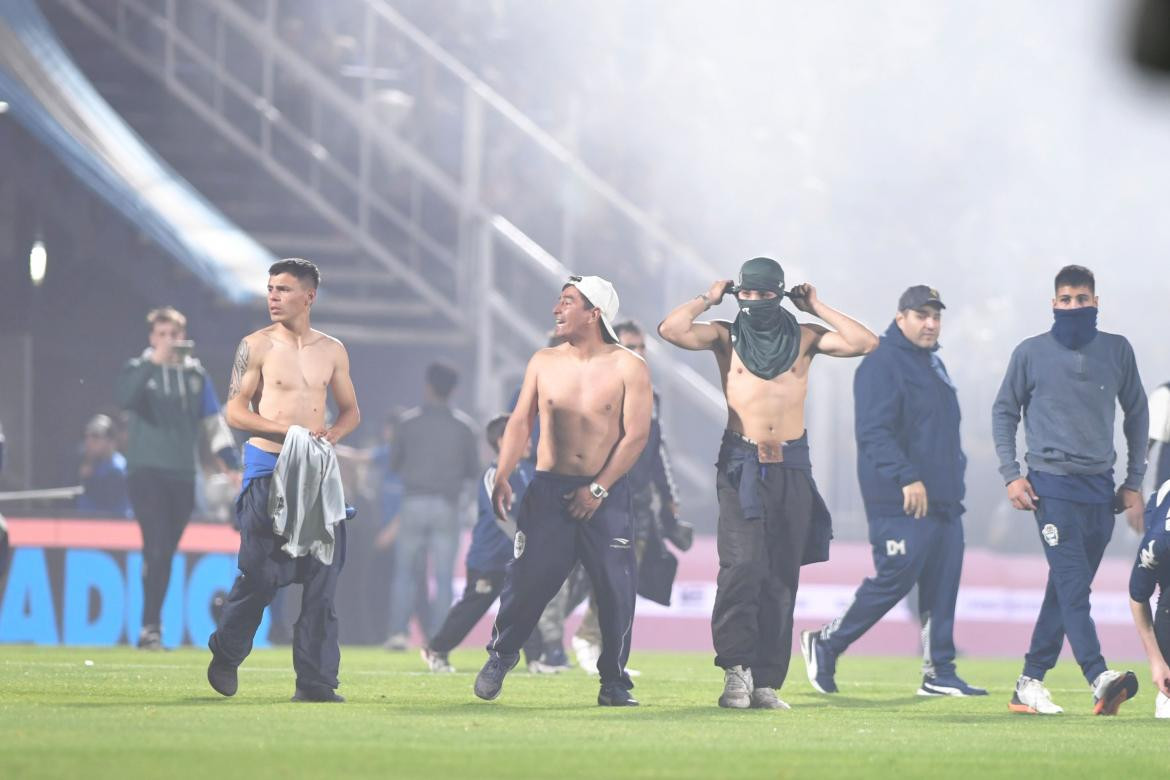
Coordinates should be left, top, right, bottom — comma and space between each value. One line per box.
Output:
718, 665, 753, 709
1156, 692, 1170, 719
420, 647, 454, 673
571, 636, 600, 676
1091, 669, 1138, 716
1009, 675, 1063, 715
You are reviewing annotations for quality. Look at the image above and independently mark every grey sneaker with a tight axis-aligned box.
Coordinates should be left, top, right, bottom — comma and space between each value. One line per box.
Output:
750, 687, 791, 710
718, 665, 753, 709
137, 625, 162, 650
474, 653, 519, 701
421, 647, 454, 673
382, 633, 409, 652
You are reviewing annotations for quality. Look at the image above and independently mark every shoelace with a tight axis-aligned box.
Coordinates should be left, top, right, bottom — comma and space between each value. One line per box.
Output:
728, 669, 751, 693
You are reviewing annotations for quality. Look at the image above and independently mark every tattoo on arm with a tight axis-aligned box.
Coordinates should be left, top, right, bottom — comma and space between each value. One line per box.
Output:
227, 339, 249, 400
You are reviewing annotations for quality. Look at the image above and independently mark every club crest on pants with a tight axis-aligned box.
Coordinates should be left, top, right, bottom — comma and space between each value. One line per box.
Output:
1041, 523, 1059, 547
514, 530, 526, 559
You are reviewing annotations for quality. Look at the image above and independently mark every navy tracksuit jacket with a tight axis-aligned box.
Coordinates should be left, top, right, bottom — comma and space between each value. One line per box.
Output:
822, 321, 966, 676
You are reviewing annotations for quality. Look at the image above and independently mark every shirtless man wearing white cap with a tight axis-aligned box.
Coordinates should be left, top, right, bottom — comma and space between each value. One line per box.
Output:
473, 275, 653, 707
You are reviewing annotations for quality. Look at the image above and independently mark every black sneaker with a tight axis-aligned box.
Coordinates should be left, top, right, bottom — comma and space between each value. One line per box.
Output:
918, 672, 988, 697
474, 652, 519, 701
598, 684, 640, 707
291, 687, 345, 703
207, 656, 238, 697
542, 645, 572, 669
137, 625, 162, 650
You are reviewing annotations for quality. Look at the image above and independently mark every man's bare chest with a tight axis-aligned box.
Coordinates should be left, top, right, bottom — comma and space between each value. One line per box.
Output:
539, 364, 624, 418
722, 348, 809, 395
261, 347, 332, 392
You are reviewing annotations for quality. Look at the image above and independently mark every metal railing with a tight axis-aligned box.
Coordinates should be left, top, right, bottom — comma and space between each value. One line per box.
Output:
52, 0, 730, 460
56, 0, 465, 327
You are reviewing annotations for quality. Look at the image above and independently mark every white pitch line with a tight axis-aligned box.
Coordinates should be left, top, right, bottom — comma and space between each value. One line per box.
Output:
0, 660, 457, 677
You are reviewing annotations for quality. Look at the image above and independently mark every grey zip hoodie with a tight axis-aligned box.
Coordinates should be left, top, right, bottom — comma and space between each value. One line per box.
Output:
991, 330, 1148, 490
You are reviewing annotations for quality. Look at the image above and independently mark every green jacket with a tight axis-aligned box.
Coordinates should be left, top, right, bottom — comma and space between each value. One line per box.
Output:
115, 350, 228, 478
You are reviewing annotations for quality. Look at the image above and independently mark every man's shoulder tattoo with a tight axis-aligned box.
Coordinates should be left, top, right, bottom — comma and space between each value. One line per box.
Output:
227, 339, 250, 400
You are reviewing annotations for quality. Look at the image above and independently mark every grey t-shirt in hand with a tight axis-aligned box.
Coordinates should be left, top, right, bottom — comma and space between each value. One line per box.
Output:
991, 330, 1148, 490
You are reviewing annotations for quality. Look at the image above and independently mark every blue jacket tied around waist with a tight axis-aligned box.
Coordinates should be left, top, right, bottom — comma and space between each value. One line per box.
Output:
854, 321, 966, 516
717, 430, 833, 564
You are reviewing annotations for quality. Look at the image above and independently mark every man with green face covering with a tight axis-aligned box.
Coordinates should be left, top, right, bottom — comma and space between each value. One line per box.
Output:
659, 257, 878, 710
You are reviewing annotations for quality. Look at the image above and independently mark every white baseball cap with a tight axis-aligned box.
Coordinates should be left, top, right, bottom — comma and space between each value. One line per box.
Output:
566, 275, 620, 343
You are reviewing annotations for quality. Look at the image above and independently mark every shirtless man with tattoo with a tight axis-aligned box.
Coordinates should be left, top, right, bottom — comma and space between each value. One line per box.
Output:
207, 258, 360, 702
658, 256, 877, 710
473, 275, 652, 707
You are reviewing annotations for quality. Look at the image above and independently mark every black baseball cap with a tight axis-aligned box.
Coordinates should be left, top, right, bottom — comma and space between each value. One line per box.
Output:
898, 285, 945, 311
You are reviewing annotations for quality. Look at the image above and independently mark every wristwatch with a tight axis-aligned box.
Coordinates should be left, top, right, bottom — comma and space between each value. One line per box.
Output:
589, 482, 609, 500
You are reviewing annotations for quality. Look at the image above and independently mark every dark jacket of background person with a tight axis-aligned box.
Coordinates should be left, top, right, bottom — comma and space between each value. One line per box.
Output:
115, 352, 233, 477
391, 403, 480, 500
992, 331, 1148, 489
626, 392, 678, 512
854, 321, 966, 516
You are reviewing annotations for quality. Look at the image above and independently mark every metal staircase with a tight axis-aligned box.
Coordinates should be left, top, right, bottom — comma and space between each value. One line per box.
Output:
47, 0, 734, 489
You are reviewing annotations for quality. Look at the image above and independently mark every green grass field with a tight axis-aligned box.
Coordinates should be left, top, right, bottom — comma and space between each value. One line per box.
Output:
0, 646, 1163, 779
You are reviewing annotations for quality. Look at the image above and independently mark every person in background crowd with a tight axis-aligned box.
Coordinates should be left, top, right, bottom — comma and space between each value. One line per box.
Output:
335, 410, 424, 645
384, 362, 481, 650
116, 306, 239, 650
0, 420, 8, 584
420, 414, 540, 672
1147, 381, 1170, 501
76, 413, 132, 517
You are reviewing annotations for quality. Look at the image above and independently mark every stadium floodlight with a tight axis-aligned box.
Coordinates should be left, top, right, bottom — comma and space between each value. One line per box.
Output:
0, 100, 9, 113
29, 239, 47, 286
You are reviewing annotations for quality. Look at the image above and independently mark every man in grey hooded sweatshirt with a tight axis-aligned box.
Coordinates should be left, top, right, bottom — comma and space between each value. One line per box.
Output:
992, 264, 1147, 716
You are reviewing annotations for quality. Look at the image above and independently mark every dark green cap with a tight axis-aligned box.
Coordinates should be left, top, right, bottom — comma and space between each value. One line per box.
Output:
738, 257, 785, 295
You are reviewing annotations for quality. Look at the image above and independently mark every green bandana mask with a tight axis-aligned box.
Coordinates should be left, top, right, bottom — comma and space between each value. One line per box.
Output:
729, 257, 802, 379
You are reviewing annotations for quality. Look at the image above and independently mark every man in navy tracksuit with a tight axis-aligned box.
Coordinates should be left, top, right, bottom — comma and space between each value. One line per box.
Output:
992, 265, 1146, 716
1129, 480, 1170, 718
473, 275, 652, 707
801, 286, 985, 697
